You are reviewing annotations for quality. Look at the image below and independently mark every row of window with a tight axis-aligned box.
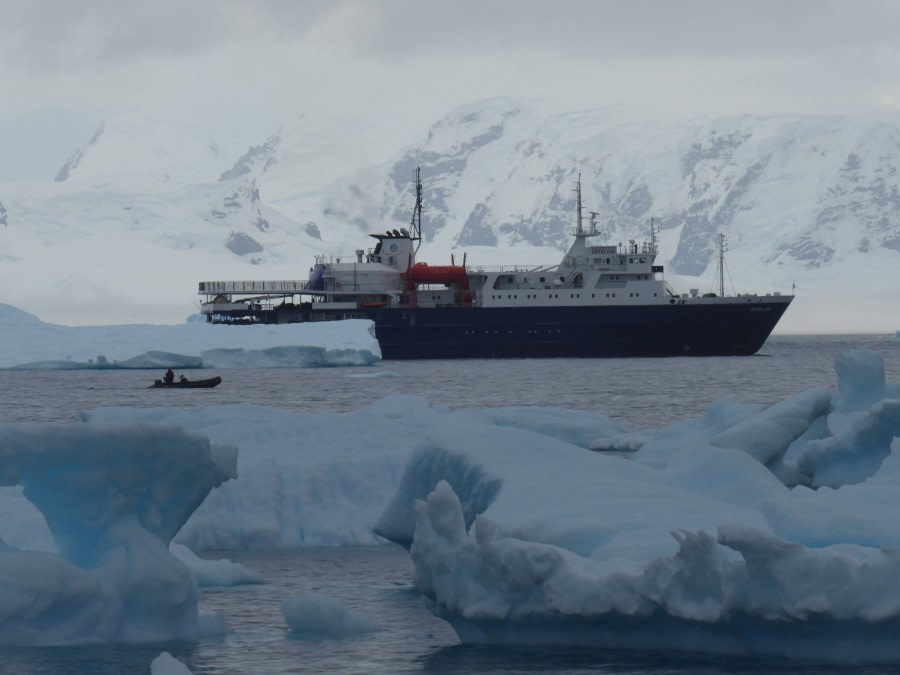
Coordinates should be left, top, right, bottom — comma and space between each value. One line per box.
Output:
494, 273, 651, 288
589, 257, 648, 264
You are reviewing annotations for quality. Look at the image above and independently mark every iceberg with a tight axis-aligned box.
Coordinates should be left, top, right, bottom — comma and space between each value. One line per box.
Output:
0, 303, 379, 369
375, 348, 900, 661
4, 342, 900, 661
0, 423, 236, 645
79, 397, 623, 551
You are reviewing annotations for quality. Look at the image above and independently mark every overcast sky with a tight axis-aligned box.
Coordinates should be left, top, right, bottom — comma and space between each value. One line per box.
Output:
2, 0, 900, 181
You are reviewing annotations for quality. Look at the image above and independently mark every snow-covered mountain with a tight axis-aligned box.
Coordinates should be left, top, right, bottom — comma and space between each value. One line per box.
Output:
1, 99, 898, 331
315, 100, 900, 277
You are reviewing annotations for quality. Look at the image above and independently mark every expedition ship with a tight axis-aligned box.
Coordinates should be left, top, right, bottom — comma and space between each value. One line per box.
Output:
198, 170, 792, 359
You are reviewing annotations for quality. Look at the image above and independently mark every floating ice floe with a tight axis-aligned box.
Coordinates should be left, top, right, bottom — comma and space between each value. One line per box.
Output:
150, 651, 193, 675
4, 344, 900, 660
170, 544, 263, 587
0, 303, 379, 369
282, 592, 379, 636
0, 424, 236, 645
79, 395, 622, 551
373, 348, 900, 661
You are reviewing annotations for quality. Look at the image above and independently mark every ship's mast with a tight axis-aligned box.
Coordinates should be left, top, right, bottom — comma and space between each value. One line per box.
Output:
410, 166, 423, 253
717, 232, 726, 298
575, 172, 583, 235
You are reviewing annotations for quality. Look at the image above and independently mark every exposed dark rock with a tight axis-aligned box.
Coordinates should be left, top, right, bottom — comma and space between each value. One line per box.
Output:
226, 231, 263, 256
457, 203, 498, 246
253, 216, 269, 233
219, 133, 281, 182
305, 222, 321, 240
55, 123, 105, 182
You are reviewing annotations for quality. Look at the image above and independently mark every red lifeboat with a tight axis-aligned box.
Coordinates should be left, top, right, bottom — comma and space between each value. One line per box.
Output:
404, 262, 473, 307
405, 263, 469, 286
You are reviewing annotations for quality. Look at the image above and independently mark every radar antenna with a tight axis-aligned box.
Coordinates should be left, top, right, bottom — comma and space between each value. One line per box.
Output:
589, 211, 600, 236
711, 232, 735, 297
410, 166, 423, 253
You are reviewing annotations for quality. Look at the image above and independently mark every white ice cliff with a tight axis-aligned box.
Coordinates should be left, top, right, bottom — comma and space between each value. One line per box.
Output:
0, 424, 236, 644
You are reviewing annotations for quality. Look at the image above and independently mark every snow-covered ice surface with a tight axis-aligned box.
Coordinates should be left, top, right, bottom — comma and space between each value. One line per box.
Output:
170, 544, 263, 588
0, 304, 380, 369
372, 348, 900, 661
150, 651, 194, 675
75, 398, 624, 552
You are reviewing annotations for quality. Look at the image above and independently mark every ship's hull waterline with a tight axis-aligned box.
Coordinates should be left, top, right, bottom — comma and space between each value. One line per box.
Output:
372, 299, 790, 359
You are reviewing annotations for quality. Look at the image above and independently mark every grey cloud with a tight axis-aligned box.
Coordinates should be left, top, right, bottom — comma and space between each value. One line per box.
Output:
321, 0, 900, 61
4, 0, 900, 71
0, 0, 333, 69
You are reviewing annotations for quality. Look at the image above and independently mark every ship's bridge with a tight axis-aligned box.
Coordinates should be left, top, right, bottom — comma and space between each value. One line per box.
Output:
366, 230, 417, 272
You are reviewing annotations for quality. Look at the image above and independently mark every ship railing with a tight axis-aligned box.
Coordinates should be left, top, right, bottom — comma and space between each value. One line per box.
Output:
315, 254, 372, 265
199, 280, 310, 295
327, 282, 405, 293
469, 264, 553, 274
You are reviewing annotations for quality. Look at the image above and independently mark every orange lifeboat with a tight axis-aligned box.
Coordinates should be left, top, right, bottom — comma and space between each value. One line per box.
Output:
405, 263, 469, 286
404, 262, 473, 307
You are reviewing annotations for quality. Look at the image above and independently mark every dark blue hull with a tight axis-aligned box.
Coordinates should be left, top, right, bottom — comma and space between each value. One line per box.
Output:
370, 300, 791, 360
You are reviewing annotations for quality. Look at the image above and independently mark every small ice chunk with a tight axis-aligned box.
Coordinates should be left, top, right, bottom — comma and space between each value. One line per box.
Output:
281, 592, 379, 636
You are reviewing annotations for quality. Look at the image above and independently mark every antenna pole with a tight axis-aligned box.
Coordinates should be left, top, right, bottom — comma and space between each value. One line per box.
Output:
410, 166, 423, 243
718, 233, 726, 298
575, 173, 583, 234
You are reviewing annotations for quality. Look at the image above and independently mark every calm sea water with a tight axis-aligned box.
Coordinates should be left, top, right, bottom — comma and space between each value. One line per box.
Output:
1, 335, 899, 674
3, 334, 899, 428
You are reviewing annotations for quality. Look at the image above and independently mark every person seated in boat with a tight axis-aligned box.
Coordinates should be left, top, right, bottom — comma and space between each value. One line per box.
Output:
164, 368, 174, 385
180, 375, 188, 384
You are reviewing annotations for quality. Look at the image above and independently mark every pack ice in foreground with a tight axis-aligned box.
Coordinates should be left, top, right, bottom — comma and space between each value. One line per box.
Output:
376, 348, 900, 661
2, 345, 900, 662
0, 424, 236, 644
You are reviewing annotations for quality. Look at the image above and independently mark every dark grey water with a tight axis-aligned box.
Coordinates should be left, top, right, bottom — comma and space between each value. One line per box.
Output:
3, 334, 898, 428
1, 335, 899, 673
5, 546, 900, 674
